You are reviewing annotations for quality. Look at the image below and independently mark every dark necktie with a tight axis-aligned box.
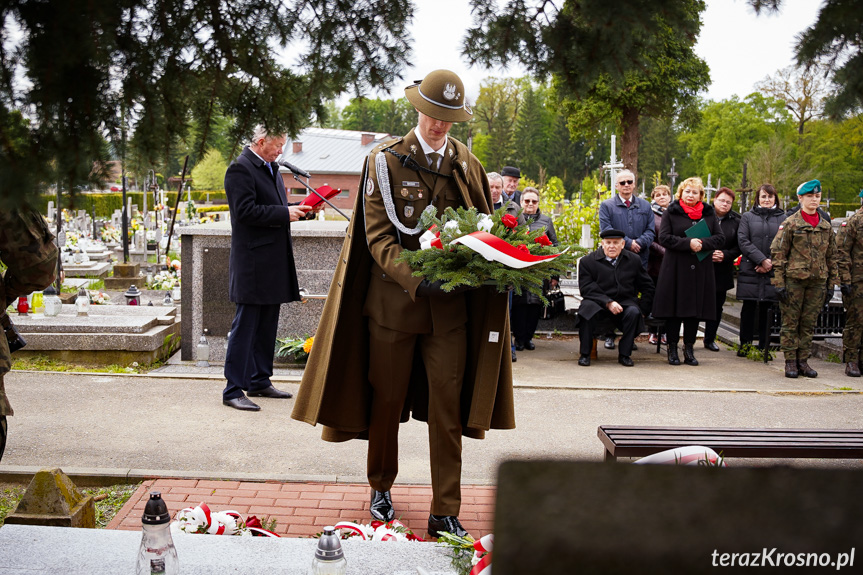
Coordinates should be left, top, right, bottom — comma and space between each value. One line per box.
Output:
625, 199, 631, 208
428, 152, 441, 170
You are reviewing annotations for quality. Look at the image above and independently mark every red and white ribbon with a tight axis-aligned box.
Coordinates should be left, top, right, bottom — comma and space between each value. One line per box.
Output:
333, 519, 422, 542
450, 231, 564, 269
470, 534, 493, 575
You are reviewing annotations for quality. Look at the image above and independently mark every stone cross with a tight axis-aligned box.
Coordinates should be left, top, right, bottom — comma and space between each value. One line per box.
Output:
667, 158, 678, 190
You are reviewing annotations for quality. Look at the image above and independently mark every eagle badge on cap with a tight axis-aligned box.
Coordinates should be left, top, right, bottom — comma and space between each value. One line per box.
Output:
443, 83, 458, 101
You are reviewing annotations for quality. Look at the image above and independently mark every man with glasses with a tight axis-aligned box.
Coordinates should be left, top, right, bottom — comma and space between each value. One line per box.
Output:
598, 170, 655, 349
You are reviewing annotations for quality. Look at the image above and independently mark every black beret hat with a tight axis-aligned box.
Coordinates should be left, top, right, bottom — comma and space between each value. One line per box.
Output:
600, 229, 626, 240
501, 166, 521, 178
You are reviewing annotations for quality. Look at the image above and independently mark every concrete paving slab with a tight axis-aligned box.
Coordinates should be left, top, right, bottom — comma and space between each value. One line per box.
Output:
0, 524, 457, 574
1, 342, 862, 487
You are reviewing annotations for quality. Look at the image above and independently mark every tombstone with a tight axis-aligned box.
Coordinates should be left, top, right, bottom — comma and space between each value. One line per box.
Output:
134, 229, 146, 252
112, 209, 122, 228
47, 201, 55, 222
131, 204, 139, 219
493, 460, 863, 574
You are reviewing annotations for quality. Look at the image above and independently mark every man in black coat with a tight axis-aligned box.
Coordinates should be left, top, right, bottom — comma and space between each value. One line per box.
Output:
577, 229, 655, 366
222, 126, 313, 411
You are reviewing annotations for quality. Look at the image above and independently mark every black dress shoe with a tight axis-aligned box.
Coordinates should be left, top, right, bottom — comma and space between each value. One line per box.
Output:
428, 514, 469, 538
247, 385, 293, 399
524, 340, 535, 350
704, 341, 720, 352
604, 336, 615, 350
370, 489, 395, 522
222, 396, 261, 411
578, 354, 590, 366
618, 355, 634, 367
515, 341, 525, 351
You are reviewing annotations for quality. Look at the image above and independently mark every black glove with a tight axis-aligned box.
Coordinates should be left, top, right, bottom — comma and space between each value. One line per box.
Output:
841, 284, 853, 297
416, 279, 471, 298
775, 287, 788, 303
824, 286, 835, 307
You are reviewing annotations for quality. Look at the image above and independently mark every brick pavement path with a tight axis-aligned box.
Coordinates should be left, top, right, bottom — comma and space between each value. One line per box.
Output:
107, 479, 495, 539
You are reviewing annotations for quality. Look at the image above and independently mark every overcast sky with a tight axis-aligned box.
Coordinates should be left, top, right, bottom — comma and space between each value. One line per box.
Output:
373, 0, 823, 105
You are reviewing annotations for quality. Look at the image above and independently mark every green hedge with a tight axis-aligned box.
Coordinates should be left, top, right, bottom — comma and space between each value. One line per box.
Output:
34, 191, 227, 218
197, 205, 230, 213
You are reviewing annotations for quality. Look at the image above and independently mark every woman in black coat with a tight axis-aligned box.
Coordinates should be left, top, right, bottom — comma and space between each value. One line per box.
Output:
652, 177, 726, 366
703, 187, 741, 351
736, 184, 787, 354
511, 187, 558, 350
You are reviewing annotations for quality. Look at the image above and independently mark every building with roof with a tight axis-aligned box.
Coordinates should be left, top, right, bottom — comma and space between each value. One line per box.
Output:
279, 128, 392, 211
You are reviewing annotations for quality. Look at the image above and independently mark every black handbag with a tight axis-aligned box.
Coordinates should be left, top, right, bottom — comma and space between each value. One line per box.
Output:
542, 286, 566, 319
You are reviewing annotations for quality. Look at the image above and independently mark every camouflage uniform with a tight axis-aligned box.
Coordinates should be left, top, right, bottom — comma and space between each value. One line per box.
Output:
837, 210, 863, 362
1, 207, 58, 441
770, 210, 839, 362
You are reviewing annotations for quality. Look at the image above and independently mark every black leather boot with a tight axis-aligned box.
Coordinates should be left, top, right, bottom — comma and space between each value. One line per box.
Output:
845, 362, 861, 377
683, 345, 698, 366
797, 360, 818, 378
667, 345, 681, 365
784, 360, 798, 378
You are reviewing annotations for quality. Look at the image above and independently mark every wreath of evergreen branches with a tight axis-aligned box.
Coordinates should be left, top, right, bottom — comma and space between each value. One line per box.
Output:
395, 206, 580, 303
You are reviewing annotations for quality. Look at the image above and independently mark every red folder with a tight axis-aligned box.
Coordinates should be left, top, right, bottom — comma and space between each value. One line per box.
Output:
301, 185, 340, 207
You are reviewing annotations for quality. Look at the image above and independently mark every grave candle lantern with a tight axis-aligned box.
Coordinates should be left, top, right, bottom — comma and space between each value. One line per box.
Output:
124, 285, 142, 306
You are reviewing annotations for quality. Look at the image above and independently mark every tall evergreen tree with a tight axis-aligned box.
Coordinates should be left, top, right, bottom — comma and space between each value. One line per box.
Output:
463, 0, 710, 175
0, 0, 414, 205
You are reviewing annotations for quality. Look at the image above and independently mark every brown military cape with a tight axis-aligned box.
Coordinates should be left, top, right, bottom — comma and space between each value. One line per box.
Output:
291, 136, 515, 441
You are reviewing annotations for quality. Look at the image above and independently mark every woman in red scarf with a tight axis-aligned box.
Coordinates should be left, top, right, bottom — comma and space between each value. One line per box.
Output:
651, 177, 726, 366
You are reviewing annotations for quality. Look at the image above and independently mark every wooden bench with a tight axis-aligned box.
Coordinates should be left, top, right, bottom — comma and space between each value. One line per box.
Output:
598, 425, 863, 462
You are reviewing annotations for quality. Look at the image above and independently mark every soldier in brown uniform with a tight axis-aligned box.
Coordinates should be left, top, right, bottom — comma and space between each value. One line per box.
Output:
1, 205, 59, 461
292, 70, 515, 539
836, 190, 863, 377
770, 180, 839, 379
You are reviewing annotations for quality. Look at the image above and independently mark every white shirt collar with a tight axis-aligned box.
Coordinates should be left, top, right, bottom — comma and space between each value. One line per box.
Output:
248, 146, 269, 166
414, 128, 448, 157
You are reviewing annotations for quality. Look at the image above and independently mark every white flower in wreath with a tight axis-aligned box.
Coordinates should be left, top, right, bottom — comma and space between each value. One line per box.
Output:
444, 220, 459, 232
477, 214, 493, 232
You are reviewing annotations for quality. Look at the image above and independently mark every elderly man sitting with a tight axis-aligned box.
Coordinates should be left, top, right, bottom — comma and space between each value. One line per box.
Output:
578, 229, 655, 366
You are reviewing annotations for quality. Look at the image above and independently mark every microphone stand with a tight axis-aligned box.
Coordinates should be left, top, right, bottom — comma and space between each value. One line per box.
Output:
288, 172, 351, 221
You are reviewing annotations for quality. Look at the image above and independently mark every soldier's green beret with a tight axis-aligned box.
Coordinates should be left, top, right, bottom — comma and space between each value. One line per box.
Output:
796, 179, 821, 196
405, 70, 472, 123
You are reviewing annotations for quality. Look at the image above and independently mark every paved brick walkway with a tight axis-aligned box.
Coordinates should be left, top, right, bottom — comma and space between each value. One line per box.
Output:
107, 479, 495, 539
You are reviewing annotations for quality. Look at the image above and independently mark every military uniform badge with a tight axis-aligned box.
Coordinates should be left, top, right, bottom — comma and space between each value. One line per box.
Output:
366, 177, 374, 196
404, 204, 414, 218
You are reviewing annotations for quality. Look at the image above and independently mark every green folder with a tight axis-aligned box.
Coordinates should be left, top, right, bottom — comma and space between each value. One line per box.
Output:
684, 218, 712, 261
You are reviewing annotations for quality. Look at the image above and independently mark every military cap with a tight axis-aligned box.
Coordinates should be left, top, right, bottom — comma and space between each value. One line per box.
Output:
600, 228, 626, 240
501, 166, 521, 178
405, 70, 472, 123
796, 179, 821, 196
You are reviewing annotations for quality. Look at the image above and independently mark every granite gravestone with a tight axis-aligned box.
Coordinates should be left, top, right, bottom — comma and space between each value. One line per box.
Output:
493, 461, 862, 574
201, 247, 234, 336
